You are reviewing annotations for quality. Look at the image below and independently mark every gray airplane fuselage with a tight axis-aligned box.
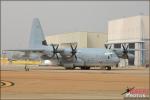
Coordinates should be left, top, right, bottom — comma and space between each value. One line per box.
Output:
75, 48, 120, 67
37, 46, 120, 68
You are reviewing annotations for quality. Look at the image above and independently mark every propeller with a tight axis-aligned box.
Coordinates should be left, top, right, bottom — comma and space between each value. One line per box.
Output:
105, 44, 108, 49
122, 44, 129, 59
105, 44, 112, 49
70, 43, 77, 60
51, 44, 59, 61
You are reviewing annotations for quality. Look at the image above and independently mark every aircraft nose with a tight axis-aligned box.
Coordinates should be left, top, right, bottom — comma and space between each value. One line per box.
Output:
114, 57, 120, 64
116, 57, 120, 63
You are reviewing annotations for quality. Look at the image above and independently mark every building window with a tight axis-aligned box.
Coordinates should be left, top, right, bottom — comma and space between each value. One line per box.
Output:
129, 43, 135, 49
114, 44, 121, 48
129, 43, 135, 55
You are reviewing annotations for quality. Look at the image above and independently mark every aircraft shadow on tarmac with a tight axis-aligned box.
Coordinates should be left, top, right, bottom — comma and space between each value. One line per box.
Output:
22, 67, 140, 71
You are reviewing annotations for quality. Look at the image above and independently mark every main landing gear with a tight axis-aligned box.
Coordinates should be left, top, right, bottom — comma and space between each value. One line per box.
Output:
105, 66, 111, 70
80, 66, 90, 70
65, 67, 76, 70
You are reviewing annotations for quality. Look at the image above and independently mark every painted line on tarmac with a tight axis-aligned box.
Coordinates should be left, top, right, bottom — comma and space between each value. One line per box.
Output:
0, 80, 15, 88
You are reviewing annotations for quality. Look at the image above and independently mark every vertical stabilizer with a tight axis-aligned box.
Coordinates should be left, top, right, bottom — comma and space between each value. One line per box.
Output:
29, 18, 47, 48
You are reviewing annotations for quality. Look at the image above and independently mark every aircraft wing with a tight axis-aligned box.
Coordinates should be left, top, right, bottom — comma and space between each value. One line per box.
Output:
2, 48, 45, 53
113, 48, 147, 51
2, 48, 48, 61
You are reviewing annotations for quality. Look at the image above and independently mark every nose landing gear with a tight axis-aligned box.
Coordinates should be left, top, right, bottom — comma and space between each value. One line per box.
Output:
105, 66, 111, 70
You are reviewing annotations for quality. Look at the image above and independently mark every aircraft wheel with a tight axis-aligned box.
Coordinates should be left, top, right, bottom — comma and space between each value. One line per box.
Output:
105, 66, 111, 70
65, 67, 71, 70
80, 67, 90, 70
86, 67, 90, 70
116, 64, 119, 68
71, 67, 76, 70
65, 67, 75, 70
80, 67, 85, 70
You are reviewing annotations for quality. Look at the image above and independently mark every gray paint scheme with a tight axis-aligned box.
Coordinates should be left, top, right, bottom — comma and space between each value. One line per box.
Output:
5, 18, 135, 70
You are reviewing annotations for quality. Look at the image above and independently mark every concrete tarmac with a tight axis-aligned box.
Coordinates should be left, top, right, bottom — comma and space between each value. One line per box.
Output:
1, 64, 149, 99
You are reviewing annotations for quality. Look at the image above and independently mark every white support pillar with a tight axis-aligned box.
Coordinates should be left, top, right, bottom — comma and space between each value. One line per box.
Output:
134, 43, 142, 66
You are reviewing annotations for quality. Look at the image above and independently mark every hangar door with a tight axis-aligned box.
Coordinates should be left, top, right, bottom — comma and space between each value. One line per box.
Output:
128, 43, 135, 65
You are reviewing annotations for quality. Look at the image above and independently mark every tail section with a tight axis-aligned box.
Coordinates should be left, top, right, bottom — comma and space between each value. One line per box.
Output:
29, 18, 48, 48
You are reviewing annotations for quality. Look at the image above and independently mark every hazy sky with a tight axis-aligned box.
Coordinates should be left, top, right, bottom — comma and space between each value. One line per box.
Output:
1, 1, 149, 49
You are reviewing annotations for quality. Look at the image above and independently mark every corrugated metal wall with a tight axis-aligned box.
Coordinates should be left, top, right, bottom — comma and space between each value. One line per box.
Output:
46, 32, 107, 48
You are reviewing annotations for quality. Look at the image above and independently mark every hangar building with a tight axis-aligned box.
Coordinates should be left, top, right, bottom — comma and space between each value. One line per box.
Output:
107, 15, 149, 66
46, 32, 107, 48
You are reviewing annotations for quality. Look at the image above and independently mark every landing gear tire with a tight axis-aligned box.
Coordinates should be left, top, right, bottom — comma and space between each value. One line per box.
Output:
116, 64, 119, 68
80, 67, 85, 70
86, 67, 90, 70
65, 67, 75, 70
105, 66, 111, 70
80, 67, 90, 70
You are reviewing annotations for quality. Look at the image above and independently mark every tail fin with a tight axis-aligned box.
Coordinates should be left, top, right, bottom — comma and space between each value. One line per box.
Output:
29, 18, 48, 48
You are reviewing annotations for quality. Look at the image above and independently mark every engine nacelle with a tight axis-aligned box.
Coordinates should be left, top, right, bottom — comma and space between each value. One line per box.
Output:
60, 49, 72, 57
43, 50, 53, 58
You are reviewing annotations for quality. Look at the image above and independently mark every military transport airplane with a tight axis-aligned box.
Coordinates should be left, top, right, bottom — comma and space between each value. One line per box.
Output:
4, 18, 135, 71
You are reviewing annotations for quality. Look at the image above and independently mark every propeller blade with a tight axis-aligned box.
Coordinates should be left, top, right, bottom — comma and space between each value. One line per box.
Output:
56, 54, 59, 61
126, 44, 129, 50
50, 44, 59, 60
51, 44, 55, 50
56, 44, 59, 50
109, 45, 112, 49
74, 44, 77, 50
75, 55, 77, 60
70, 43, 73, 50
69, 43, 78, 60
121, 44, 129, 59
122, 44, 126, 50
105, 44, 108, 49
